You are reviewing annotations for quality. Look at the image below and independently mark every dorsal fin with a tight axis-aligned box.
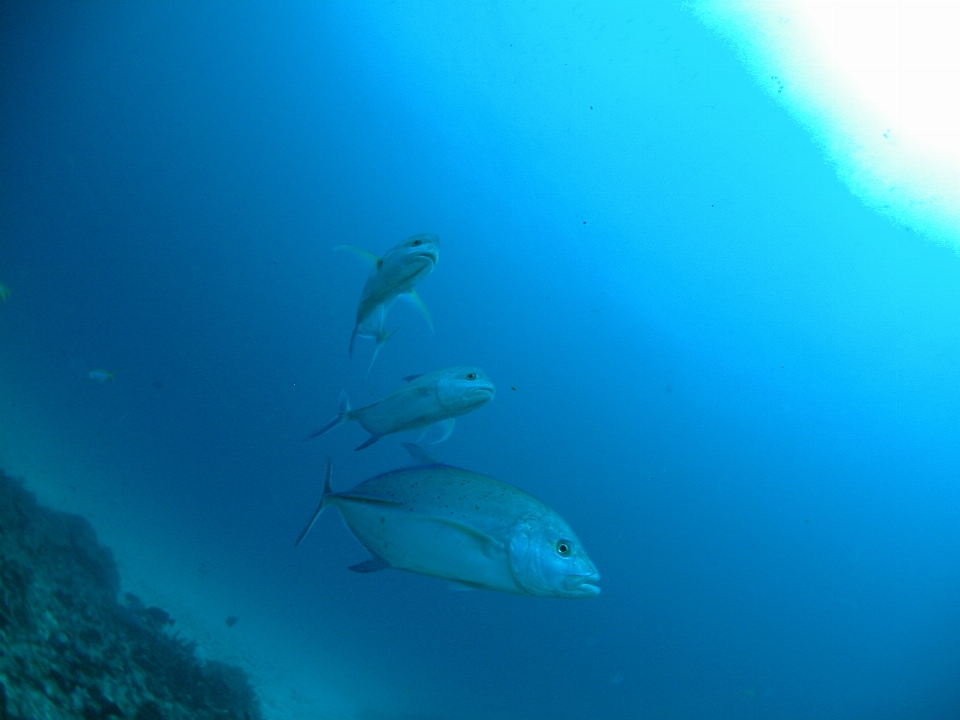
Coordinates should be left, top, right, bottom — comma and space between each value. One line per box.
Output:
401, 442, 441, 466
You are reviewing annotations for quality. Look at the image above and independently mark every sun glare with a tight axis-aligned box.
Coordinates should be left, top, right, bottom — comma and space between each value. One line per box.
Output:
695, 1, 960, 249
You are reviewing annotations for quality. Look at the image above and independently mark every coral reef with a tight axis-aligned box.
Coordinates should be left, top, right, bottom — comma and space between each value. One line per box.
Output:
0, 469, 262, 720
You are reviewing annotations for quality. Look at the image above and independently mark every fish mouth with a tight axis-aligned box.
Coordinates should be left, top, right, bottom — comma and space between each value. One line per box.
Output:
462, 386, 495, 406
564, 573, 601, 598
405, 248, 439, 265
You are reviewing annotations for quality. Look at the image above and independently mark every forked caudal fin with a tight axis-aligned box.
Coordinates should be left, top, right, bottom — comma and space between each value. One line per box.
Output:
293, 458, 333, 546
303, 389, 350, 441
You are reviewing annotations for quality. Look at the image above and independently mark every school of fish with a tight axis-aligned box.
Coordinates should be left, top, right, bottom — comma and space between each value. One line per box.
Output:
297, 233, 600, 598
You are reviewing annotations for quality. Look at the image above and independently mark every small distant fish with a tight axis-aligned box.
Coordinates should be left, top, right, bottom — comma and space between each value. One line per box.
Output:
304, 366, 494, 450
337, 233, 439, 371
88, 370, 115, 382
0, 282, 9, 302
294, 444, 600, 598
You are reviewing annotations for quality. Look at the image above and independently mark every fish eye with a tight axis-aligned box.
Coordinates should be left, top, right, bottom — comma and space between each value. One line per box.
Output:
412, 239, 422, 246
556, 540, 572, 557
465, 373, 477, 380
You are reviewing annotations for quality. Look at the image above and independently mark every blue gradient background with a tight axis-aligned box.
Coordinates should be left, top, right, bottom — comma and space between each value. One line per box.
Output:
2, 2, 960, 718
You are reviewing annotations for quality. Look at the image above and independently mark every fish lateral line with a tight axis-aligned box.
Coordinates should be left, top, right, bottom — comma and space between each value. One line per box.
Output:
331, 492, 404, 507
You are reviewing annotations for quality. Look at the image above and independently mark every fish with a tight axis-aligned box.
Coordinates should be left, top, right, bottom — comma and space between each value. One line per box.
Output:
0, 283, 9, 302
337, 233, 439, 371
87, 370, 115, 382
303, 366, 494, 450
294, 444, 600, 598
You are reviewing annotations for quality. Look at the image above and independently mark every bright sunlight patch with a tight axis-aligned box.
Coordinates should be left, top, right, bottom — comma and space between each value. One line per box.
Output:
694, 1, 960, 250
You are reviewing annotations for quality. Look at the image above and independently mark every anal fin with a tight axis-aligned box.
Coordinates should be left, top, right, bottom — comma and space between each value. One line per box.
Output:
349, 557, 391, 573
448, 580, 483, 592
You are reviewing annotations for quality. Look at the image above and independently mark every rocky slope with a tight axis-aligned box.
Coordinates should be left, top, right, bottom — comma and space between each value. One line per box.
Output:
0, 469, 262, 720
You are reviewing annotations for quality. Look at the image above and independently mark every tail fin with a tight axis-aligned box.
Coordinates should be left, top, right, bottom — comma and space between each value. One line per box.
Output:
294, 458, 333, 546
303, 389, 350, 441
366, 327, 399, 377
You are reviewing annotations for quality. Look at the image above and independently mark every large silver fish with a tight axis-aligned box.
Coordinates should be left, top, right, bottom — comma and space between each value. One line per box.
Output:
337, 233, 439, 370
303, 366, 495, 450
294, 444, 600, 598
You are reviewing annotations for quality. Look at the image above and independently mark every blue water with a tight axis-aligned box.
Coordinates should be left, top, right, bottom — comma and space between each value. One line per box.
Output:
3, 2, 960, 718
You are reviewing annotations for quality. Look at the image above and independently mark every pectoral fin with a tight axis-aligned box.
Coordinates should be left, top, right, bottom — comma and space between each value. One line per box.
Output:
429, 418, 456, 444
429, 517, 502, 557
348, 557, 391, 573
401, 442, 441, 466
335, 245, 382, 269
408, 290, 433, 332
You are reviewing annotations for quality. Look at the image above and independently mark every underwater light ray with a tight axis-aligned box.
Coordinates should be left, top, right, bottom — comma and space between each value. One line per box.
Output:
694, 0, 960, 250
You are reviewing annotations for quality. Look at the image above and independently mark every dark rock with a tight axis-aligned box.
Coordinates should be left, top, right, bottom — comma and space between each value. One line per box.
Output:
0, 469, 262, 720
133, 702, 163, 720
142, 607, 173, 630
